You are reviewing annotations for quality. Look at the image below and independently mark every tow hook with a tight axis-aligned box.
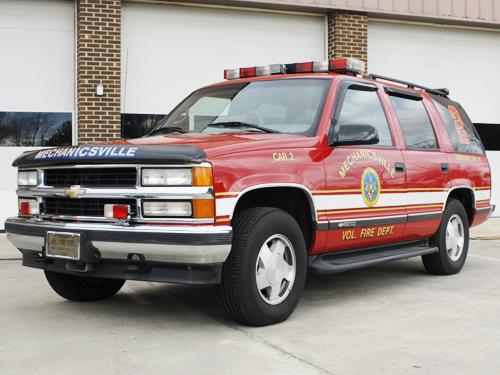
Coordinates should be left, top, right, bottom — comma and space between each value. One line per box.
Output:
125, 253, 150, 274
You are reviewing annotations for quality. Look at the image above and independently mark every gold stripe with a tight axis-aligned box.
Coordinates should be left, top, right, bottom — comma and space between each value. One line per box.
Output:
216, 217, 231, 223
404, 188, 449, 192
318, 204, 443, 215
474, 186, 491, 191
311, 189, 360, 194
312, 187, 449, 195
215, 192, 239, 197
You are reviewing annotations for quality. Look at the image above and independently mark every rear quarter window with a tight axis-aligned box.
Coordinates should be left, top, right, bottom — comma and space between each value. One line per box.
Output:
431, 95, 484, 155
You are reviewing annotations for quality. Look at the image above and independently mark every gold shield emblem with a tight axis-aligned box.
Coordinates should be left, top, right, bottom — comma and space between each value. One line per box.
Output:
64, 185, 86, 199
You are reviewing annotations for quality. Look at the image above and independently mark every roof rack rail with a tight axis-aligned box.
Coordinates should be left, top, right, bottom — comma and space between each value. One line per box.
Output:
366, 74, 449, 96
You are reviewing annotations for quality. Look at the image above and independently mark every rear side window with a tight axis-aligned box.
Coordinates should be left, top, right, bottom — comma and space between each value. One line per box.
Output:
390, 96, 437, 150
337, 88, 393, 146
431, 95, 484, 155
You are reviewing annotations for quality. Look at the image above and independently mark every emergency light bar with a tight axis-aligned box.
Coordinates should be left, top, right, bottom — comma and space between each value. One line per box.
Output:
224, 58, 365, 80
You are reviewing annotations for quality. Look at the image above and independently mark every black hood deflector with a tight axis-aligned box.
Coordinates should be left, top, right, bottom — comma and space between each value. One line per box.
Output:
12, 145, 207, 168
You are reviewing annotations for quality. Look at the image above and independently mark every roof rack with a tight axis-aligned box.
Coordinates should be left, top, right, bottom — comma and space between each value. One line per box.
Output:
366, 74, 449, 96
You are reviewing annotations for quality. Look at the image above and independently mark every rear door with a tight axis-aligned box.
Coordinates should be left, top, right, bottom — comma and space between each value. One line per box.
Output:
319, 80, 407, 253
383, 87, 448, 240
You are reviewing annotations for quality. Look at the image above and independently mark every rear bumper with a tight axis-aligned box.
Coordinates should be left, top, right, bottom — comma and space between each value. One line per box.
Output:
5, 217, 232, 284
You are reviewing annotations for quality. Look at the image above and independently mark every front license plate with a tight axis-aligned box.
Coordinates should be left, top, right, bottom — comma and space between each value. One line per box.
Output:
46, 232, 80, 260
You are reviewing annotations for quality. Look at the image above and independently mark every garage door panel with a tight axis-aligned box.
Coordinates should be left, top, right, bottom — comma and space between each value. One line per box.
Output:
368, 21, 500, 123
0, 0, 74, 229
122, 3, 326, 115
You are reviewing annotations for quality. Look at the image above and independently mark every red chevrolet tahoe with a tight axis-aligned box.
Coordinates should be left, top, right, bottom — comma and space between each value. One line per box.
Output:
5, 58, 494, 326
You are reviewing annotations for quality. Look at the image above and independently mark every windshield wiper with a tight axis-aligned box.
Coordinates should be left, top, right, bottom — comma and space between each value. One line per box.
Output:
205, 122, 280, 134
147, 126, 187, 136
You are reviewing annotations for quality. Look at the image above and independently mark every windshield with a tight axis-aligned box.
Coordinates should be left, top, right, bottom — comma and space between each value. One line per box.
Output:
147, 79, 330, 137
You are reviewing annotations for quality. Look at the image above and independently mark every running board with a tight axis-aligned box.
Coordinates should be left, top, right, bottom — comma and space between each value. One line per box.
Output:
308, 242, 438, 274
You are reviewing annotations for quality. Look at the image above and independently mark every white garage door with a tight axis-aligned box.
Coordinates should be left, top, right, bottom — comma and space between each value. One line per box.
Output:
368, 20, 500, 212
121, 3, 326, 116
0, 0, 75, 229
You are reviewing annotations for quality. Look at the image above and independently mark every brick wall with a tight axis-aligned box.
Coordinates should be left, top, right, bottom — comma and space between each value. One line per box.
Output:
77, 0, 122, 144
328, 12, 368, 71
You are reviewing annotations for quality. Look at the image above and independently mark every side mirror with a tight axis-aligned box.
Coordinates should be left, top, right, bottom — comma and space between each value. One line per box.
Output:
332, 124, 379, 146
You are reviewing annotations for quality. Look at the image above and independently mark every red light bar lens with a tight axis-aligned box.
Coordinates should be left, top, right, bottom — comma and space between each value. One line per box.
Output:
329, 58, 365, 75
286, 61, 313, 74
239, 67, 256, 78
224, 68, 239, 80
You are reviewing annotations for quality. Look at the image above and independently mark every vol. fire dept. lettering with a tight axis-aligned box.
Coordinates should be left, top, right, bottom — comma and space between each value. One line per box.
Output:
341, 225, 395, 241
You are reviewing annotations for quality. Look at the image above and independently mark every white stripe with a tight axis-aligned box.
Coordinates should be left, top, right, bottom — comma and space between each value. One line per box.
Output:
317, 191, 446, 211
215, 197, 237, 216
475, 190, 491, 201
215, 189, 490, 217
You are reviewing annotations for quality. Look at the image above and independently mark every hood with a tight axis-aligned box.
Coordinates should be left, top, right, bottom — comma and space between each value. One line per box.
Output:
121, 132, 315, 158
13, 132, 314, 168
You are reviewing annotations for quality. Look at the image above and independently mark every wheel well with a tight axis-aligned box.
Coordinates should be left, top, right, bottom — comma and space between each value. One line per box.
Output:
447, 188, 474, 223
232, 187, 315, 250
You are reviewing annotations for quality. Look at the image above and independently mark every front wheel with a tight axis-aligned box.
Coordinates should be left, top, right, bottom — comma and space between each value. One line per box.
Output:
45, 271, 125, 302
221, 207, 307, 326
422, 199, 469, 275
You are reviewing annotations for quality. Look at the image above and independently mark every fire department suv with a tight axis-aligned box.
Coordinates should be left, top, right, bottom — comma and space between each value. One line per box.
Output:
6, 59, 494, 326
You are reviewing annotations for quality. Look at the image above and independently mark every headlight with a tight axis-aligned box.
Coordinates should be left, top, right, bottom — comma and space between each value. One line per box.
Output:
142, 168, 192, 186
18, 170, 38, 186
142, 201, 192, 217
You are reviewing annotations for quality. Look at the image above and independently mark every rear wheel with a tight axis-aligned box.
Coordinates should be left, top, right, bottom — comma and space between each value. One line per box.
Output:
221, 207, 307, 326
422, 199, 469, 275
44, 271, 125, 302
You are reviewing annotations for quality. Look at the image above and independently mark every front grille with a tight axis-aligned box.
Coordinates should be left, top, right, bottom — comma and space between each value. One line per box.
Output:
44, 168, 137, 187
43, 198, 137, 217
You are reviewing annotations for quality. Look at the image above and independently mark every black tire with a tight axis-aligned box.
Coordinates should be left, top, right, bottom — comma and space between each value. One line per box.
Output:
221, 207, 307, 326
422, 199, 469, 275
44, 271, 125, 302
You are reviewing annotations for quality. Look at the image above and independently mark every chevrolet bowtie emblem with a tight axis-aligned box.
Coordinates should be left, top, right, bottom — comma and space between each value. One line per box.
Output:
64, 185, 86, 198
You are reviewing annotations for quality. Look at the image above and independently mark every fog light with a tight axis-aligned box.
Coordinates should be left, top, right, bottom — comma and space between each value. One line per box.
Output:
104, 204, 129, 220
142, 201, 192, 217
18, 199, 39, 215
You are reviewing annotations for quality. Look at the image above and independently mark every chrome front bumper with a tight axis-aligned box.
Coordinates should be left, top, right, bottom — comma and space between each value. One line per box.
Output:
5, 217, 232, 264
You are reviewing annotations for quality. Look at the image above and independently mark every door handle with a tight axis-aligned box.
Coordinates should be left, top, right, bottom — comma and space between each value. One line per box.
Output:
441, 163, 449, 173
395, 162, 405, 173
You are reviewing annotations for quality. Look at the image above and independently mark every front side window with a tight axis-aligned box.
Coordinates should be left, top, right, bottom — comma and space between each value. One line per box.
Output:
146, 79, 330, 137
390, 96, 438, 150
336, 88, 393, 146
431, 95, 484, 155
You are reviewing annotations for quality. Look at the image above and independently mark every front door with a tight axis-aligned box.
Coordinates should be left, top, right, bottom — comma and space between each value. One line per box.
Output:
319, 80, 407, 253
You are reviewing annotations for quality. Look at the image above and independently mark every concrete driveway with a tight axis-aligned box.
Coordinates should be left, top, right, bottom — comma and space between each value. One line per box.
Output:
1, 239, 499, 375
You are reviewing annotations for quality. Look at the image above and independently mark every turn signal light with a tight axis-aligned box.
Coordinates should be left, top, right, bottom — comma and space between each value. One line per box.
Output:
192, 167, 213, 187
192, 199, 215, 219
104, 204, 129, 220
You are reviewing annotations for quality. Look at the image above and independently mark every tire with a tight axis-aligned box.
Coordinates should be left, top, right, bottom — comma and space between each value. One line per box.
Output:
422, 199, 469, 275
221, 207, 307, 326
44, 271, 125, 302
